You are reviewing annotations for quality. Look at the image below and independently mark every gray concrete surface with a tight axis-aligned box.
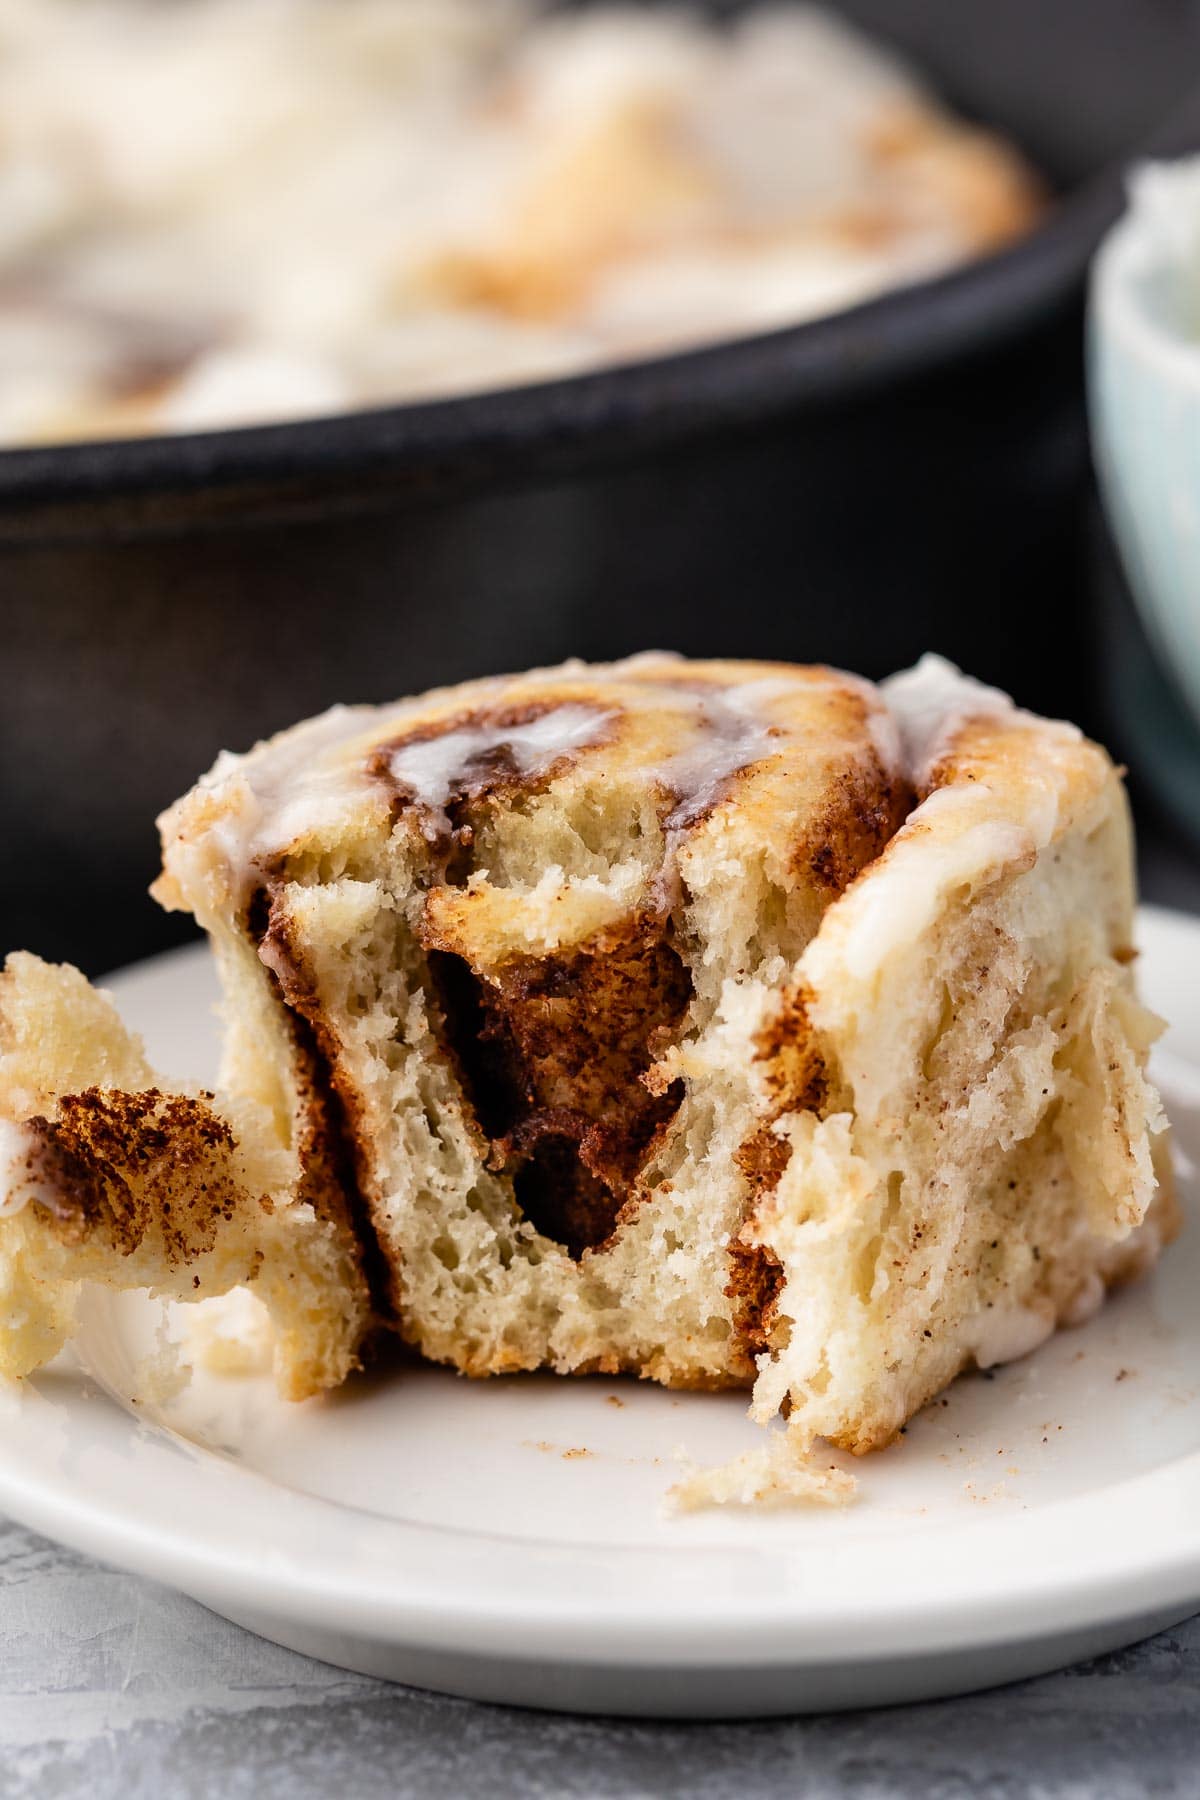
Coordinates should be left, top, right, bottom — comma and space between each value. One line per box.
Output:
4, 1513, 1200, 1800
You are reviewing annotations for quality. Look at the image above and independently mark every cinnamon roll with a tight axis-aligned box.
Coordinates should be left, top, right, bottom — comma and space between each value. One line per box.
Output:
0, 655, 1173, 1501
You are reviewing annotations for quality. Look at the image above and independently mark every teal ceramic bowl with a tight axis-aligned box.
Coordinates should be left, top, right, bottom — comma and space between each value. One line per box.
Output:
1090, 163, 1200, 736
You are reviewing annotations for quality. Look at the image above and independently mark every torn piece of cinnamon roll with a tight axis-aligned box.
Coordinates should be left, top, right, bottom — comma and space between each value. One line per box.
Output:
0, 953, 369, 1399
0, 654, 1173, 1502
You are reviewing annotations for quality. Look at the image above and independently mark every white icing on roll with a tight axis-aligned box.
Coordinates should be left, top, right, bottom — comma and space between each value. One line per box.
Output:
1059, 1270, 1106, 1329
881, 653, 1080, 790
170, 654, 818, 893
385, 703, 614, 831
658, 679, 791, 831
815, 783, 1034, 983
180, 701, 390, 896
881, 654, 1015, 789
171, 652, 1072, 917
967, 1299, 1056, 1370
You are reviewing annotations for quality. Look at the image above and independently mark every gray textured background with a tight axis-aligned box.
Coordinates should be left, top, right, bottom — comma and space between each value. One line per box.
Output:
4, 1516, 1200, 1800
1, 845, 1196, 1799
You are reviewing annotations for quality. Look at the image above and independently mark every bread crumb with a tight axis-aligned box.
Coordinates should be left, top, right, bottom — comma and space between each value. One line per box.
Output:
666, 1436, 856, 1512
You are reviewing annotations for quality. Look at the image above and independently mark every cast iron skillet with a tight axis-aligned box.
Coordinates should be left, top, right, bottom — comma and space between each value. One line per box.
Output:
4, 0, 1200, 971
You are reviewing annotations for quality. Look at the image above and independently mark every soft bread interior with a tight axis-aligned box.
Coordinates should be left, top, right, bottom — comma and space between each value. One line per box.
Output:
185, 660, 905, 1390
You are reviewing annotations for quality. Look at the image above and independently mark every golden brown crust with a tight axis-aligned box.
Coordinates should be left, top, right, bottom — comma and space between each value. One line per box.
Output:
796, 743, 913, 896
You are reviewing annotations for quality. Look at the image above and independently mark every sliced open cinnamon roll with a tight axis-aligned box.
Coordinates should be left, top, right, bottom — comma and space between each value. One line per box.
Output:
0, 655, 1173, 1501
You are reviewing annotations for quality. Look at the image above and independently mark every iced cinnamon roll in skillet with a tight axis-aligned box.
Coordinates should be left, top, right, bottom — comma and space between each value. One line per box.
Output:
0, 2, 1042, 445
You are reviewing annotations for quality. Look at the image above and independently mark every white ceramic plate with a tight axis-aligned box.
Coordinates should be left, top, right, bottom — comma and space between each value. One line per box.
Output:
2, 906, 1200, 1717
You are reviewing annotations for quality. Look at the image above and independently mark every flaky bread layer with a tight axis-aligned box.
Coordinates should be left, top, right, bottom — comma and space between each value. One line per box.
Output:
735, 705, 1171, 1465
0, 953, 369, 1398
